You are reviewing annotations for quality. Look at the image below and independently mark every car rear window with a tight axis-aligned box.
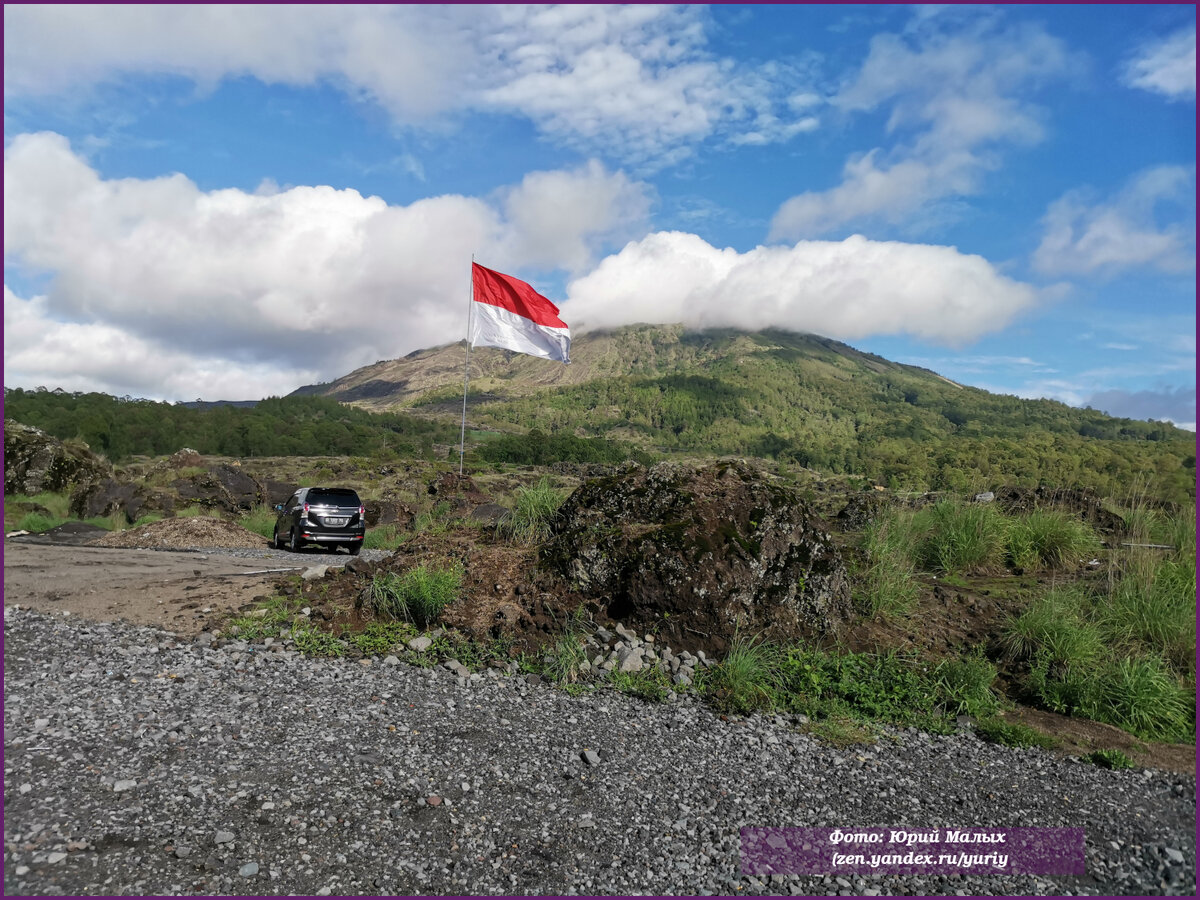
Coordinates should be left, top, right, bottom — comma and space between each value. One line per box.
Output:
307, 488, 362, 506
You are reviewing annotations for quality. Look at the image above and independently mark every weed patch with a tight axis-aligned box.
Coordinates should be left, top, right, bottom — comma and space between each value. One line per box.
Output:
365, 565, 462, 627
497, 477, 566, 544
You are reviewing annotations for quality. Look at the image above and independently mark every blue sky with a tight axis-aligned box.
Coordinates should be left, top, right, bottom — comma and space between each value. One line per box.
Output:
3, 4, 1195, 429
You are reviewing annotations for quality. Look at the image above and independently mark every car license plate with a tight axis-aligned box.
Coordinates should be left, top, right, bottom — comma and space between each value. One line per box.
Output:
323, 516, 348, 527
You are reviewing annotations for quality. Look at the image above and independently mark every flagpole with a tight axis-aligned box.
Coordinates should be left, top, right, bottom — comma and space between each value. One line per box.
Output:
458, 255, 474, 476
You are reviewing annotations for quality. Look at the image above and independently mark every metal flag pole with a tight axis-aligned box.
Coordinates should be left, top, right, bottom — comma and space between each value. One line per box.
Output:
458, 255, 474, 475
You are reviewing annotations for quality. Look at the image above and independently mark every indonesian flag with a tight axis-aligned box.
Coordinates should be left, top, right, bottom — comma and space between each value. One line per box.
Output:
470, 263, 571, 364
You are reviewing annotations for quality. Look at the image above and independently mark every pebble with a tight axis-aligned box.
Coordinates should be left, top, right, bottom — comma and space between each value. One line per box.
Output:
2, 607, 1193, 897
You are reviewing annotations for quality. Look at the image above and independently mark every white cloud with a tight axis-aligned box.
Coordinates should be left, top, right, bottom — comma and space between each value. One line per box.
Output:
770, 17, 1078, 239
2, 132, 650, 399
2, 4, 816, 166
1123, 26, 1196, 100
498, 161, 653, 273
562, 231, 1038, 346
1033, 165, 1196, 276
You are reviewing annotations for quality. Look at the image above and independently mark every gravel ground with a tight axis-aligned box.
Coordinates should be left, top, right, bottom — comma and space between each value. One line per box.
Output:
4, 608, 1194, 896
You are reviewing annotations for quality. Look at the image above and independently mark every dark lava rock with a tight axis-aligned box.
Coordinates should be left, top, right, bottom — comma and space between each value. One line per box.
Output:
541, 460, 851, 655
4, 419, 112, 495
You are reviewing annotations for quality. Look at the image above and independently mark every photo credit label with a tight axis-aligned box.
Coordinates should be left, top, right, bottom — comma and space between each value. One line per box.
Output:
741, 827, 1085, 876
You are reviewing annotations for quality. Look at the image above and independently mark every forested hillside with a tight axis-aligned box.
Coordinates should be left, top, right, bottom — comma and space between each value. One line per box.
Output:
2, 391, 456, 462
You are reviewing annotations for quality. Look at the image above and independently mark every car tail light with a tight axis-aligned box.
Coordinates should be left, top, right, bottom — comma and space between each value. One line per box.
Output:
303, 503, 310, 514
359, 505, 366, 519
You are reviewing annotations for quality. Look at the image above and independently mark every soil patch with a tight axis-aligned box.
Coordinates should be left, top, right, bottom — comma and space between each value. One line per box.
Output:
92, 516, 269, 549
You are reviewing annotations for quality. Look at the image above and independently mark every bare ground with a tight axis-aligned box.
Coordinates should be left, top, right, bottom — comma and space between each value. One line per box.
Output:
2, 539, 300, 636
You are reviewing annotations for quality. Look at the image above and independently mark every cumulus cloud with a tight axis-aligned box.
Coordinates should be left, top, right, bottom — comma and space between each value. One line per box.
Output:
2, 132, 650, 399
562, 231, 1038, 345
1033, 165, 1196, 276
2, 4, 816, 166
1122, 26, 1196, 100
770, 17, 1078, 239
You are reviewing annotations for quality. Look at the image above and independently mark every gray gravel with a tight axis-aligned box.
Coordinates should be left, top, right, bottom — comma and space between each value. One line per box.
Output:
4, 608, 1194, 896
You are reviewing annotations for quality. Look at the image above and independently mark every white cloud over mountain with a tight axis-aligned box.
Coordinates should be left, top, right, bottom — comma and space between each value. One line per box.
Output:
563, 231, 1037, 345
4, 131, 1041, 400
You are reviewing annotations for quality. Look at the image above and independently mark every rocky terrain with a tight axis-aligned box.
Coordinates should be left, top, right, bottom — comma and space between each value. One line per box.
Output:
4, 607, 1195, 896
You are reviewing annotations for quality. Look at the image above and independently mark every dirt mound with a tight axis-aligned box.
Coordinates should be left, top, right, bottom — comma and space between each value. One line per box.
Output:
541, 460, 852, 655
92, 516, 269, 550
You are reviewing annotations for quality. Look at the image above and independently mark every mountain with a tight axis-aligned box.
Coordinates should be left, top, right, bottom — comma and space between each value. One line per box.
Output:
293, 324, 1195, 501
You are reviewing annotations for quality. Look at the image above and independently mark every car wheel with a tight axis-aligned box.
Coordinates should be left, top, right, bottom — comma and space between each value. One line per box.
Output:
272, 526, 282, 550
289, 528, 302, 552
348, 543, 362, 556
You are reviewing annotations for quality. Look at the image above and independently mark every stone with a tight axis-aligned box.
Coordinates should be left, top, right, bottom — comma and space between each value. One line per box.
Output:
383, 655, 401, 666
672, 672, 692, 687
541, 460, 851, 657
113, 779, 137, 792
407, 636, 433, 652
239, 862, 260, 878
1165, 848, 1185, 864
215, 831, 235, 844
974, 491, 995, 503
301, 565, 329, 581
581, 749, 601, 767
616, 650, 644, 673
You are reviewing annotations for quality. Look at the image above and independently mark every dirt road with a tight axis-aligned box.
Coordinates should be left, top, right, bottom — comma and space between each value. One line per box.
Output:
2, 539, 303, 635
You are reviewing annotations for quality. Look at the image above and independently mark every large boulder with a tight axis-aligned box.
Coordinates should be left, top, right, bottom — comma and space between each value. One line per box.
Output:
68, 478, 176, 522
541, 460, 852, 655
170, 464, 266, 512
3, 420, 112, 495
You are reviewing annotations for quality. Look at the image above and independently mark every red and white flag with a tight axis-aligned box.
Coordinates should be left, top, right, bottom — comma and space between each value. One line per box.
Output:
470, 263, 571, 364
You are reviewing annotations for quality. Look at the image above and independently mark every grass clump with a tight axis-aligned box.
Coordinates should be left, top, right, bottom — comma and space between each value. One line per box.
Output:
345, 622, 416, 655
543, 607, 592, 685
932, 653, 1000, 718
1084, 748, 1135, 770
610, 668, 672, 703
365, 565, 461, 628
364, 524, 408, 550
497, 477, 567, 544
974, 717, 1057, 750
856, 508, 919, 616
999, 586, 1104, 675
702, 634, 782, 715
291, 620, 346, 657
239, 504, 278, 540
15, 511, 69, 533
1006, 510, 1100, 571
912, 500, 1008, 574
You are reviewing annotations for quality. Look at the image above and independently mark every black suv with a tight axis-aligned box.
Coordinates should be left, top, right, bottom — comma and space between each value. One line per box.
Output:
273, 487, 366, 555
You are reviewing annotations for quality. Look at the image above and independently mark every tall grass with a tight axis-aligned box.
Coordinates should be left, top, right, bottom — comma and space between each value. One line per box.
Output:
497, 478, 567, 544
365, 565, 461, 627
856, 509, 919, 616
544, 607, 591, 685
240, 504, 278, 539
999, 585, 1104, 675
1006, 510, 1100, 571
364, 524, 408, 550
912, 500, 1008, 574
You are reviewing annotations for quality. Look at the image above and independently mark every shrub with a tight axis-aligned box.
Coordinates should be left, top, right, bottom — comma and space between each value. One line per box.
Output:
912, 500, 1007, 574
366, 565, 461, 627
1103, 559, 1195, 673
497, 478, 567, 544
16, 511, 68, 533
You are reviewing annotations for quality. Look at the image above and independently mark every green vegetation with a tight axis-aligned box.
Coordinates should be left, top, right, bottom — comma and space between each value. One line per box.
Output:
542, 607, 592, 685
855, 508, 919, 616
364, 565, 462, 627
702, 634, 783, 715
239, 504, 278, 540
363, 524, 408, 550
497, 477, 567, 544
912, 500, 1009, 574
973, 718, 1058, 750
1006, 510, 1101, 571
1084, 748, 1135, 770
476, 428, 650, 467
4, 389, 457, 461
608, 667, 672, 703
